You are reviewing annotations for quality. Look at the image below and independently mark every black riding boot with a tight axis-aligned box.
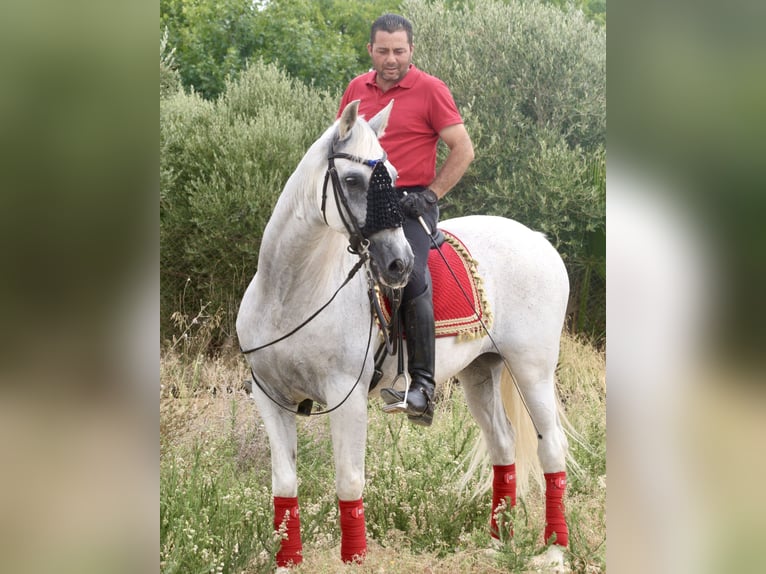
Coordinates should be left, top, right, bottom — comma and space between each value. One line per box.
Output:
380, 284, 436, 426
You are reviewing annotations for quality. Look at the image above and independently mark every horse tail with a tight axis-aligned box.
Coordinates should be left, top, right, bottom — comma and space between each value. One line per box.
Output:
498, 368, 544, 496
502, 369, 587, 493
456, 368, 543, 499
459, 369, 582, 499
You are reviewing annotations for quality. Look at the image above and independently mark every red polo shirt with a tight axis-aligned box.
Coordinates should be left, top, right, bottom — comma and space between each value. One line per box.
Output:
338, 65, 463, 188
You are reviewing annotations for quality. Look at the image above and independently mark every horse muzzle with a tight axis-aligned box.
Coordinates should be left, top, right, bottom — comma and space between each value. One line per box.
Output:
367, 228, 414, 289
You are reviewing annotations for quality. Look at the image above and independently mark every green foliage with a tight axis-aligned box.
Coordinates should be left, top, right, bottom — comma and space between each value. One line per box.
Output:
362, 393, 488, 554
545, 0, 606, 26
492, 501, 548, 569
160, 439, 279, 573
159, 0, 602, 100
249, 0, 357, 92
250, 0, 401, 92
407, 0, 605, 264
161, 0, 402, 99
160, 28, 182, 98
160, 0, 259, 99
160, 59, 338, 345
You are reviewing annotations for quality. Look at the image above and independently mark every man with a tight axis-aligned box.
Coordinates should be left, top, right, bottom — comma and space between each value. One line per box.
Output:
338, 14, 474, 426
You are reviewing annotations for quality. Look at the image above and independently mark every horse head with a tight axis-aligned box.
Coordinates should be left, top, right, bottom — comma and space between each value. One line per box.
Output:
323, 100, 414, 289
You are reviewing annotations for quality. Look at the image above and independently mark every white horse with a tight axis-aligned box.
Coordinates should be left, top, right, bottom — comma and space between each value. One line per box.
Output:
236, 100, 571, 569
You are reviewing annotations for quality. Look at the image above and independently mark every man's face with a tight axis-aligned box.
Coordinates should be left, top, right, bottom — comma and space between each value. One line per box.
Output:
367, 30, 413, 88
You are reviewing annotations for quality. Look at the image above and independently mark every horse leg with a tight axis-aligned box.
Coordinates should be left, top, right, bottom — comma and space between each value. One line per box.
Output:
329, 390, 369, 564
510, 359, 570, 549
459, 355, 518, 540
251, 387, 303, 567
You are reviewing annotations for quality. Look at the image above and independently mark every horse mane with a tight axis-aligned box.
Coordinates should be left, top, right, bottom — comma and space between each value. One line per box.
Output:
280, 114, 382, 225
259, 114, 386, 286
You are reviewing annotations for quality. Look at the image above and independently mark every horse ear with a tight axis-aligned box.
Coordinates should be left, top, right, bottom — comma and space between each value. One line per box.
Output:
368, 99, 394, 139
338, 100, 360, 140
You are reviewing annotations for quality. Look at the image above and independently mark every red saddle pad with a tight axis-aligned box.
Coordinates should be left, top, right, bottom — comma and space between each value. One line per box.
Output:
378, 230, 492, 339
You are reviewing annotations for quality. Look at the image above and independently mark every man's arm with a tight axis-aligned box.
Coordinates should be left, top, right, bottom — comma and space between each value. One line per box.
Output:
428, 123, 475, 199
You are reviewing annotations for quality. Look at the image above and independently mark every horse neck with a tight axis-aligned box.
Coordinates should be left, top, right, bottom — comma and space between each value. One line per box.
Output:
255, 167, 363, 311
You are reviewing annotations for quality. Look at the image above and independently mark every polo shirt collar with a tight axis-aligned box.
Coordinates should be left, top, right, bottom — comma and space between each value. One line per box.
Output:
367, 64, 420, 90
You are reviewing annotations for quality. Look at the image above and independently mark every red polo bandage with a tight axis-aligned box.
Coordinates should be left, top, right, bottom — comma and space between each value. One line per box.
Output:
491, 463, 517, 539
338, 498, 367, 563
544, 471, 569, 546
273, 496, 303, 566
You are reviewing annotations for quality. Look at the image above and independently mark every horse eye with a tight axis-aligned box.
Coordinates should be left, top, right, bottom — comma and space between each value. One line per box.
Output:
344, 176, 361, 187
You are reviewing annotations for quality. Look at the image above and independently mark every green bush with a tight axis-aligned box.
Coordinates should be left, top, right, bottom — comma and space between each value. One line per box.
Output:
160, 0, 259, 100
160, 0, 403, 100
160, 28, 182, 99
160, 60, 338, 346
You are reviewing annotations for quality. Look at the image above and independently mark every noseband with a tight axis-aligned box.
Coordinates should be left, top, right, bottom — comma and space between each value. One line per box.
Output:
321, 151, 403, 254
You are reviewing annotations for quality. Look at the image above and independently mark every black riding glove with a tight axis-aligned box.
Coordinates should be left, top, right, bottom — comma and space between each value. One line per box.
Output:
399, 188, 438, 218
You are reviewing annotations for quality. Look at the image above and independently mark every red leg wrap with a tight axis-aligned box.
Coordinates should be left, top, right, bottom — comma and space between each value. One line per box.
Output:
273, 496, 303, 567
491, 463, 517, 539
544, 471, 569, 546
338, 498, 367, 563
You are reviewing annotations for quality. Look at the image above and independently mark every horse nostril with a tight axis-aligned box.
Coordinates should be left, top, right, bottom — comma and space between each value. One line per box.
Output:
388, 259, 405, 274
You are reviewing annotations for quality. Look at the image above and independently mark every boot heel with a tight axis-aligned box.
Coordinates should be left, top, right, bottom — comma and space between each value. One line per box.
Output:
407, 411, 433, 426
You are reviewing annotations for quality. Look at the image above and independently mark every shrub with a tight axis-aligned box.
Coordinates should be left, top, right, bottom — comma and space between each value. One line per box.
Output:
160, 28, 182, 98
160, 60, 338, 347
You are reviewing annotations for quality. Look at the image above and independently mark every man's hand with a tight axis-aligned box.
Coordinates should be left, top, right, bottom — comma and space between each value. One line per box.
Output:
399, 189, 438, 218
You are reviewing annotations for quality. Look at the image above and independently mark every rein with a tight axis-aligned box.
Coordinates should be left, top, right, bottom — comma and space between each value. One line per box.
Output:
247, 304, 376, 418
239, 254, 368, 355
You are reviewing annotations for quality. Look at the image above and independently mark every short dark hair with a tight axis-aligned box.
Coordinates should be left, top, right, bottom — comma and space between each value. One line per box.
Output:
370, 14, 413, 45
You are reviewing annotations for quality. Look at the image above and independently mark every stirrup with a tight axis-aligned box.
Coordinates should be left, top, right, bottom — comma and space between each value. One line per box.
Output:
380, 372, 409, 413
381, 385, 433, 426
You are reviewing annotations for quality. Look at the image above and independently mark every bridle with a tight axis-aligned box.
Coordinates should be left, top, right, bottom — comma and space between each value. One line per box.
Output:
321, 152, 381, 254
241, 147, 404, 417
321, 150, 403, 255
